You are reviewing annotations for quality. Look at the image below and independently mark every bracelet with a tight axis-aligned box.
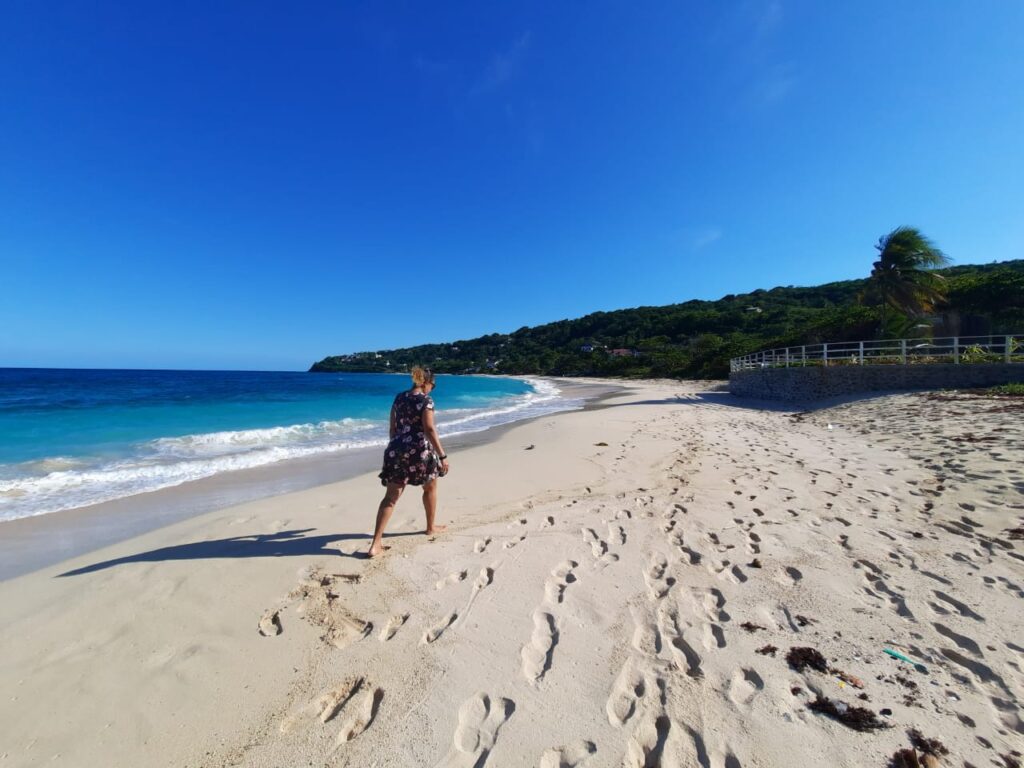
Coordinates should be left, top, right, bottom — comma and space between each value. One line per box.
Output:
439, 454, 448, 460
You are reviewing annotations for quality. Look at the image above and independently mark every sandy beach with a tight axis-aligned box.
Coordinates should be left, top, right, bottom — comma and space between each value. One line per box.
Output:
1, 379, 1022, 768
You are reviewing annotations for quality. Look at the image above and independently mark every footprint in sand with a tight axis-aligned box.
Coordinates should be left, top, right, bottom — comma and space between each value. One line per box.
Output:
258, 609, 282, 637
521, 611, 558, 684
607, 522, 627, 545
623, 712, 671, 768
606, 660, 646, 727
450, 693, 515, 767
723, 565, 748, 585
288, 571, 372, 649
544, 560, 579, 604
701, 622, 727, 650
541, 516, 555, 528
861, 574, 914, 619
643, 553, 675, 600
503, 534, 527, 550
323, 612, 372, 650
581, 527, 619, 566
422, 612, 458, 644
474, 537, 493, 554
658, 606, 703, 679
280, 676, 364, 733
379, 613, 409, 642
472, 566, 495, 593
933, 590, 985, 621
933, 622, 983, 657
334, 687, 384, 746
631, 611, 662, 658
679, 541, 703, 566
746, 531, 761, 554
995, 576, 1024, 600
727, 667, 765, 708
582, 528, 607, 557
540, 740, 597, 768
436, 570, 468, 590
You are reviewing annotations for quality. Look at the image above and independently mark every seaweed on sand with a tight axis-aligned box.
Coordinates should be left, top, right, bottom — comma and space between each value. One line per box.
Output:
807, 696, 889, 732
889, 728, 950, 767
890, 749, 934, 768
786, 646, 829, 673
908, 728, 948, 756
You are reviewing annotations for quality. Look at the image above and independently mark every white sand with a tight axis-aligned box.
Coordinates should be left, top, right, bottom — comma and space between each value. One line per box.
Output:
1, 380, 1021, 767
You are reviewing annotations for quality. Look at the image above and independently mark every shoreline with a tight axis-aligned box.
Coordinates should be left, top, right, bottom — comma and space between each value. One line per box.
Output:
0, 377, 622, 581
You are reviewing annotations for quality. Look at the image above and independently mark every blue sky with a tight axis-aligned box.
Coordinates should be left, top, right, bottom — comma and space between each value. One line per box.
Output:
2, 1, 1022, 370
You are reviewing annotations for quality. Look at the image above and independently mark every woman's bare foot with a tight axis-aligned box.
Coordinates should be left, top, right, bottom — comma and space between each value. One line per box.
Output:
426, 524, 448, 536
366, 542, 391, 558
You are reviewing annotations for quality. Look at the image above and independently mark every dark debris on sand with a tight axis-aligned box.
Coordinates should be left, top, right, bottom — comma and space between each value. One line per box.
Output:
889, 728, 950, 767
890, 749, 936, 768
807, 696, 890, 732
740, 621, 767, 633
787, 646, 829, 673
755, 644, 778, 657
908, 729, 948, 757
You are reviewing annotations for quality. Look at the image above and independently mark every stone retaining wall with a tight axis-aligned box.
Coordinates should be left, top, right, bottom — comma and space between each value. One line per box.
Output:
728, 363, 1024, 402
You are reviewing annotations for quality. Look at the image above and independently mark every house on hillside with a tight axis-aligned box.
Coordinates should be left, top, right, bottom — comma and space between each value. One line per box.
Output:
610, 348, 637, 357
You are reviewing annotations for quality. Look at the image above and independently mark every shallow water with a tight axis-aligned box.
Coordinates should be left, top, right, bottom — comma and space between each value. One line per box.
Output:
0, 369, 580, 521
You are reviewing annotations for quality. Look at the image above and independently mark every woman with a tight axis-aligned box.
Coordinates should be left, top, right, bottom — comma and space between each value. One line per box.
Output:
367, 366, 451, 557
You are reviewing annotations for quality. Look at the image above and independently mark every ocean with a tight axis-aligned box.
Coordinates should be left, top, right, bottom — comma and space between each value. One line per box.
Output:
0, 369, 581, 522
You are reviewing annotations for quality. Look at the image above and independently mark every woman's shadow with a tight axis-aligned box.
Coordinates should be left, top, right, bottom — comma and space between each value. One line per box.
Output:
57, 527, 420, 577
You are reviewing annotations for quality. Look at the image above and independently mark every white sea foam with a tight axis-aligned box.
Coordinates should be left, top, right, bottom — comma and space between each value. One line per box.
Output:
0, 379, 581, 521
149, 418, 377, 459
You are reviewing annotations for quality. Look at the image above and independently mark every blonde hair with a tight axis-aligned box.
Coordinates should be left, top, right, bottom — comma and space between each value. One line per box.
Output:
411, 366, 435, 388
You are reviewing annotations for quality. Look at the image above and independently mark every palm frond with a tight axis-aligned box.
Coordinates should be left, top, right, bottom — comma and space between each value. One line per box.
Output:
868, 227, 950, 333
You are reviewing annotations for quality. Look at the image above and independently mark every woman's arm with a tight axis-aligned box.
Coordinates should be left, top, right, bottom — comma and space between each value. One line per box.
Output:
422, 407, 450, 472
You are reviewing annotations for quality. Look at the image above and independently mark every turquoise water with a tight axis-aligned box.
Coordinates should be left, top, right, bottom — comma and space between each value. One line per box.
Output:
0, 369, 578, 520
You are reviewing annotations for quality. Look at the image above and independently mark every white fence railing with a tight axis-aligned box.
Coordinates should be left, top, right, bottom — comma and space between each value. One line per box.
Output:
730, 334, 1024, 373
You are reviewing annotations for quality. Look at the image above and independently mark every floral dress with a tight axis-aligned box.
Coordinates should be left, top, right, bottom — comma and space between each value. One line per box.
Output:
379, 390, 442, 486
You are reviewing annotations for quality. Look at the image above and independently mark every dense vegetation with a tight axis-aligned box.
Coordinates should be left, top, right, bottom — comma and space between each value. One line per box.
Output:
310, 259, 1024, 380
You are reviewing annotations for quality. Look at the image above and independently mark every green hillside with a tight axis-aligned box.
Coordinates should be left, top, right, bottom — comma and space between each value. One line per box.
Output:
310, 260, 1024, 379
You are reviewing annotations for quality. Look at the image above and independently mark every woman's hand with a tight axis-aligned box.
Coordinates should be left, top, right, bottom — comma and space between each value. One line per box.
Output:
441, 458, 450, 476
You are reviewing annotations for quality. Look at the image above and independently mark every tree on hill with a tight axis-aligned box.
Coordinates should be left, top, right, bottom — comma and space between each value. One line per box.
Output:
867, 226, 950, 337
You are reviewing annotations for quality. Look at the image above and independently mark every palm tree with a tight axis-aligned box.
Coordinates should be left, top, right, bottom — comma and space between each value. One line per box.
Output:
867, 227, 950, 337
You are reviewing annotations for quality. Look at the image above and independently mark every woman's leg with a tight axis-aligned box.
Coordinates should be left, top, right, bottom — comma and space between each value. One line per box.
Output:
368, 483, 404, 557
422, 479, 446, 535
